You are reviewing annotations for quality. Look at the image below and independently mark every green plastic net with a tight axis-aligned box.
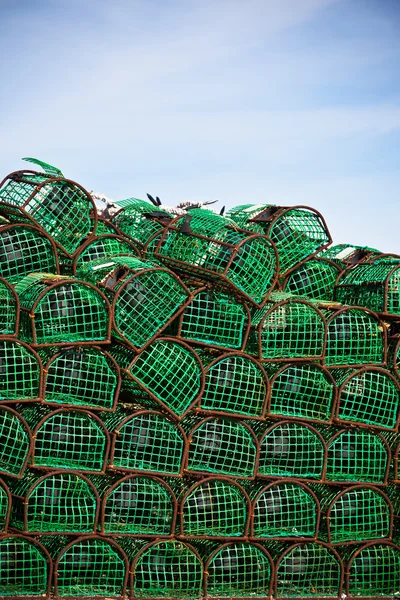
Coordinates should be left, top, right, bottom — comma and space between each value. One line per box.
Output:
0, 478, 10, 532
0, 339, 42, 404
0, 536, 50, 597
112, 198, 173, 249
284, 258, 341, 300
73, 233, 140, 276
346, 542, 400, 597
319, 243, 380, 267
0, 407, 31, 478
0, 278, 18, 335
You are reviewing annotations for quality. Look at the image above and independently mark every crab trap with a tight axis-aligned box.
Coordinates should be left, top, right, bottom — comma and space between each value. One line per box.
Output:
0, 338, 43, 404
283, 257, 341, 301
0, 406, 32, 479
72, 233, 140, 276
0, 535, 51, 599
344, 541, 400, 598
319, 243, 381, 268
0, 278, 19, 336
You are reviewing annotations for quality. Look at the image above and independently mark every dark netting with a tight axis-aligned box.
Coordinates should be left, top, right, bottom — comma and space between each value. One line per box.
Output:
205, 542, 273, 599
200, 353, 268, 419
0, 338, 42, 404
0, 224, 59, 285
112, 198, 173, 249
0, 278, 19, 335
15, 274, 111, 346
345, 542, 400, 598
73, 233, 140, 276
319, 243, 381, 267
251, 480, 319, 540
269, 362, 335, 423
257, 421, 325, 481
0, 407, 31, 478
180, 477, 249, 538
178, 288, 250, 351
283, 258, 341, 301
0, 536, 50, 598
248, 293, 326, 361
7, 470, 98, 534
0, 478, 10, 532
186, 417, 257, 479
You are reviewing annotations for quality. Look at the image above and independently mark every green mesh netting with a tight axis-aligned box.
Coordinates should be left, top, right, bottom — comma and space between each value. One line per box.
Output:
112, 199, 173, 249
0, 407, 31, 478
269, 363, 335, 423
0, 279, 18, 335
335, 261, 400, 316
325, 428, 390, 484
248, 294, 326, 361
200, 353, 268, 418
15, 274, 110, 345
319, 243, 380, 267
181, 478, 248, 538
127, 339, 202, 417
0, 536, 50, 597
252, 481, 318, 539
0, 478, 10, 531
178, 289, 249, 350
275, 542, 342, 598
0, 339, 42, 404
347, 542, 400, 597
132, 540, 203, 599
73, 234, 139, 275
8, 471, 98, 534
323, 308, 385, 367
206, 542, 272, 599
0, 224, 58, 285
56, 537, 127, 597
0, 172, 95, 255
257, 421, 325, 480
102, 475, 175, 535
284, 258, 341, 301
334, 368, 400, 430
41, 346, 119, 410
226, 203, 274, 228
186, 417, 257, 478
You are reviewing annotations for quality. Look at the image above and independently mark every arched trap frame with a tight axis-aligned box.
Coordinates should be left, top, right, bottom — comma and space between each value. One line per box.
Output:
283, 257, 341, 301
344, 541, 400, 598
0, 337, 43, 404
319, 243, 381, 268
0, 406, 32, 479
0, 278, 19, 336
72, 233, 140, 276
0, 478, 11, 533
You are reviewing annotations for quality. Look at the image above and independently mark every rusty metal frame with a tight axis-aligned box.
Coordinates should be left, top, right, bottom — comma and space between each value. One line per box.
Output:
71, 233, 141, 274
0, 477, 11, 533
0, 336, 44, 404
0, 276, 20, 335
0, 405, 33, 479
344, 540, 400, 599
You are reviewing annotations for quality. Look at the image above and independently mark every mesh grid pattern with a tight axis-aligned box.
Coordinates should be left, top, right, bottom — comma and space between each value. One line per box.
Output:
270, 363, 335, 422
0, 480, 10, 531
253, 482, 318, 539
0, 537, 49, 597
74, 234, 138, 274
133, 540, 203, 599
187, 418, 257, 478
0, 280, 18, 335
0, 339, 42, 403
0, 408, 30, 477
284, 258, 341, 300
258, 422, 325, 480
347, 543, 400, 597
206, 542, 272, 598
113, 200, 172, 247
320, 243, 380, 267
181, 478, 248, 538
201, 354, 268, 418
226, 203, 274, 228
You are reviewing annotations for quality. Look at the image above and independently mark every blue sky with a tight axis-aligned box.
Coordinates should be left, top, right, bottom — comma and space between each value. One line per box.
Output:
0, 0, 399, 251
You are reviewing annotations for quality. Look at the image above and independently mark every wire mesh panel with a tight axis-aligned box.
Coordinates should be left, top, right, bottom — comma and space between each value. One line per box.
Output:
15, 274, 111, 346
154, 209, 278, 306
0, 407, 32, 478
131, 539, 203, 599
269, 363, 336, 423
54, 536, 128, 598
346, 541, 400, 598
177, 288, 251, 351
0, 535, 51, 598
0, 224, 59, 285
325, 428, 390, 485
316, 485, 392, 545
0, 169, 96, 256
73, 233, 140, 276
248, 294, 326, 361
283, 258, 341, 301
200, 353, 269, 419
112, 198, 173, 250
257, 421, 326, 481
274, 542, 343, 598
180, 477, 250, 539
8, 470, 99, 534
391, 336, 400, 381
0, 478, 10, 532
251, 480, 319, 540
323, 307, 385, 367
41, 346, 120, 411
0, 338, 43, 404
319, 243, 381, 268
0, 278, 19, 336
186, 417, 257, 479
125, 338, 203, 419
106, 409, 186, 477
101, 474, 176, 536
334, 367, 400, 430
205, 541, 273, 599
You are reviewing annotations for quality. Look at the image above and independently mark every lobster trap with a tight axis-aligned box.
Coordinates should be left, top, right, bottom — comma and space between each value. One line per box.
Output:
185, 417, 258, 479
176, 287, 251, 351
72, 233, 140, 276
0, 338, 43, 404
0, 478, 11, 532
257, 421, 326, 481
199, 352, 269, 419
247, 293, 326, 361
0, 224, 59, 285
41, 345, 120, 411
0, 278, 19, 335
0, 406, 32, 478
250, 480, 319, 540
345, 541, 400, 598
227, 204, 331, 276
269, 362, 336, 423
154, 208, 279, 306
0, 166, 96, 256
319, 243, 381, 267
283, 257, 342, 301
111, 198, 173, 251
179, 477, 250, 539
7, 470, 99, 534
0, 535, 51, 599
204, 541, 273, 599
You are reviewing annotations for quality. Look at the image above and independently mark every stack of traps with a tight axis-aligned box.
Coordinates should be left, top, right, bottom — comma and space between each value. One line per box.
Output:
0, 158, 400, 599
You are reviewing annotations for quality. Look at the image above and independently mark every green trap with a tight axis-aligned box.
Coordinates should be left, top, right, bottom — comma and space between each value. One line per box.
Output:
345, 541, 400, 598
73, 233, 140, 276
0, 338, 43, 404
0, 478, 11, 532
0, 407, 32, 478
283, 257, 341, 300
0, 535, 51, 598
0, 278, 19, 335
